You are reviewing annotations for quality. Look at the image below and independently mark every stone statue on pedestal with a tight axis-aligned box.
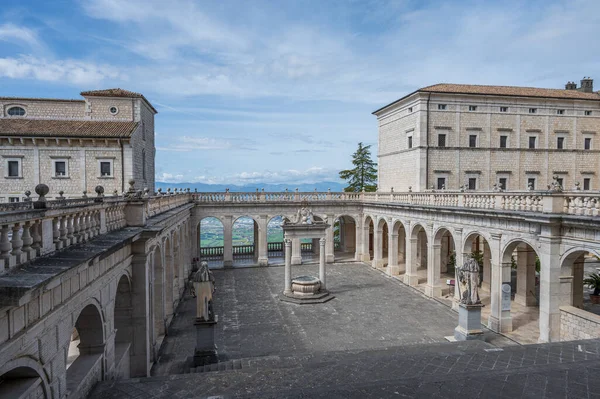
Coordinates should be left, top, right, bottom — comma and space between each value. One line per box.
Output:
192, 261, 216, 321
456, 255, 482, 305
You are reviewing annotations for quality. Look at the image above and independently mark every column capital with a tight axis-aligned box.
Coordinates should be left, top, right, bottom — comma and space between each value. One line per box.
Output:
319, 237, 326, 245
490, 232, 502, 240
284, 238, 292, 246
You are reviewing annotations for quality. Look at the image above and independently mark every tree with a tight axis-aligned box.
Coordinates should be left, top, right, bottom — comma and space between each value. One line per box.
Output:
339, 142, 377, 192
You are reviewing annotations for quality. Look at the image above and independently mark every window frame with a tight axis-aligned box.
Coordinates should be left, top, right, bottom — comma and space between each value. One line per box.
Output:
556, 109, 565, 115
468, 134, 478, 148
6, 106, 26, 117
52, 158, 69, 178
585, 110, 592, 116
109, 106, 119, 115
583, 178, 591, 191
5, 157, 22, 178
98, 159, 114, 178
407, 135, 413, 149
557, 136, 565, 150
498, 177, 508, 191
468, 105, 477, 111
437, 177, 446, 190
527, 177, 536, 190
499, 106, 508, 112
584, 137, 592, 150
528, 108, 537, 114
499, 135, 508, 148
528, 136, 537, 149
438, 104, 447, 110
467, 177, 477, 190
437, 134, 446, 147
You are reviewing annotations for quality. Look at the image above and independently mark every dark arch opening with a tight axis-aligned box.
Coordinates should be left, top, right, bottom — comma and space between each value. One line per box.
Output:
0, 366, 47, 399
114, 275, 133, 379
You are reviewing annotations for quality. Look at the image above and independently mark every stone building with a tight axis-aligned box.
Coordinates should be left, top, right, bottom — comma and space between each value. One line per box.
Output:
0, 89, 156, 202
374, 78, 600, 192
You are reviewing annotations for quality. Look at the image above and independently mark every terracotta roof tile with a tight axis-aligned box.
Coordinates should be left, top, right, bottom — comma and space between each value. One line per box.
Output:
0, 119, 138, 138
80, 88, 157, 113
420, 83, 600, 100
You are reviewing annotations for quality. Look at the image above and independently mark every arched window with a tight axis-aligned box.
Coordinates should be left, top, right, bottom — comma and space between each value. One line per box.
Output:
142, 150, 146, 180
7, 106, 25, 116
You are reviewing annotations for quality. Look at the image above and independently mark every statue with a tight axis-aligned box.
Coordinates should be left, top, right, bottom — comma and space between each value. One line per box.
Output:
549, 175, 563, 192
455, 255, 482, 305
192, 261, 216, 321
289, 204, 315, 224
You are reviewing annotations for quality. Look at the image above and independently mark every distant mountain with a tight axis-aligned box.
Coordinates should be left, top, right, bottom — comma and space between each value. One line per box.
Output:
155, 181, 346, 193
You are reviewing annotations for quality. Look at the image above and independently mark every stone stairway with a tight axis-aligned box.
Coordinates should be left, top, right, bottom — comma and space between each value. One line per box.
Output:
91, 339, 600, 398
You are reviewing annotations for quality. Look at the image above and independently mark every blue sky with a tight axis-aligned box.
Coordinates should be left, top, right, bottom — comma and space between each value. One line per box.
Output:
1, 0, 599, 185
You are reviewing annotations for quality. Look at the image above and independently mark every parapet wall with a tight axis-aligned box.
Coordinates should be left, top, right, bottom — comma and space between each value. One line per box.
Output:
560, 305, 600, 341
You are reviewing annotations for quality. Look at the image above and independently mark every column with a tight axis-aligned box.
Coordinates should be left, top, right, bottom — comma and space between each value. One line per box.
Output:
319, 237, 326, 290
284, 238, 292, 294
515, 245, 537, 306
325, 214, 335, 263
257, 215, 268, 266
538, 234, 562, 342
222, 216, 233, 267
452, 229, 463, 311
372, 225, 381, 268
488, 233, 513, 333
404, 237, 419, 286
425, 243, 442, 297
360, 223, 370, 263
130, 241, 151, 377
291, 237, 302, 265
354, 218, 362, 261
387, 230, 399, 276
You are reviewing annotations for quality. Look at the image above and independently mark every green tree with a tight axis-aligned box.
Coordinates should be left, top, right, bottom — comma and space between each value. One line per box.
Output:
339, 142, 378, 192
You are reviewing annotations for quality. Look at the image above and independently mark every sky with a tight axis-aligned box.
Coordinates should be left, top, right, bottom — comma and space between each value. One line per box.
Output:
1, 0, 599, 185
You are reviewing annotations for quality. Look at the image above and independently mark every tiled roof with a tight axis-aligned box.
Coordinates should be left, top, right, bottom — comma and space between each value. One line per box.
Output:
80, 88, 157, 113
0, 97, 84, 103
420, 83, 600, 100
0, 119, 138, 138
373, 83, 600, 114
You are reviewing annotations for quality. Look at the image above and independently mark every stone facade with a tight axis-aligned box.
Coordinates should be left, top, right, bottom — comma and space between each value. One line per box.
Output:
560, 306, 600, 341
0, 89, 156, 202
375, 81, 600, 192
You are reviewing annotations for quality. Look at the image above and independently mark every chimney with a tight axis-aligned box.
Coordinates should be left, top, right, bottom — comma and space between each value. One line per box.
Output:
579, 77, 593, 93
565, 81, 577, 90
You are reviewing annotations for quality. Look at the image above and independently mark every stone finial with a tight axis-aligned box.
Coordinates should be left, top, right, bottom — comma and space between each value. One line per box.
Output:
296, 188, 299, 192
390, 187, 394, 193
112, 189, 118, 197
187, 188, 191, 193
225, 188, 229, 193
82, 190, 88, 198
157, 188, 163, 195
58, 190, 65, 199
194, 188, 198, 192
143, 187, 150, 197
408, 186, 412, 192
167, 188, 171, 194
35, 184, 49, 201
95, 185, 104, 197
527, 182, 534, 191
574, 181, 581, 191
328, 188, 331, 193
314, 188, 318, 192
285, 188, 288, 193
174, 188, 179, 194
261, 188, 265, 192
24, 190, 31, 202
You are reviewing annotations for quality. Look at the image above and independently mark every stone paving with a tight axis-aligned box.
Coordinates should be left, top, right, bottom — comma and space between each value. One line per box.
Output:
90, 262, 600, 398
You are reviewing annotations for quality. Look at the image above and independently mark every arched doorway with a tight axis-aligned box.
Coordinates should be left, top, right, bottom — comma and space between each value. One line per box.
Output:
232, 216, 258, 266
373, 218, 389, 269
405, 223, 428, 287
431, 227, 456, 297
387, 220, 407, 276
114, 274, 133, 379
361, 216, 374, 263
66, 303, 105, 397
199, 217, 224, 267
462, 232, 492, 329
267, 215, 285, 264
333, 215, 357, 262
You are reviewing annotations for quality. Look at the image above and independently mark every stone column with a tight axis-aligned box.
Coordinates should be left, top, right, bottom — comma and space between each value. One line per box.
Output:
222, 216, 233, 267
425, 243, 442, 297
130, 241, 152, 377
404, 237, 419, 286
325, 215, 335, 263
387, 231, 399, 276
354, 217, 363, 261
452, 229, 463, 311
291, 237, 302, 265
515, 245, 537, 306
319, 238, 326, 290
538, 233, 562, 342
257, 215, 268, 266
487, 233, 513, 333
372, 225, 381, 268
360, 224, 370, 262
284, 238, 292, 294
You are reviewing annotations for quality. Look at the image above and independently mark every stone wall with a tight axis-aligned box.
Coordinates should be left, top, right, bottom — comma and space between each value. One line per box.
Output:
559, 305, 600, 341
129, 100, 156, 192
0, 99, 85, 120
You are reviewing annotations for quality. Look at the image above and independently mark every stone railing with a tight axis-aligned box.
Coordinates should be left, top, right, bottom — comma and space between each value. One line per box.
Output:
560, 305, 600, 341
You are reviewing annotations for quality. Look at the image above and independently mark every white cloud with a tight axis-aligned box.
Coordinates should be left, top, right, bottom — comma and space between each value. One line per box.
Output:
0, 55, 125, 85
0, 23, 44, 51
157, 136, 257, 152
157, 172, 185, 183
180, 166, 340, 185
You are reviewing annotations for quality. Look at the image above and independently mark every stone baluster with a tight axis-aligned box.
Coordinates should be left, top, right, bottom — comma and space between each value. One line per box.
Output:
59, 216, 69, 246
94, 211, 101, 235
89, 212, 97, 237
52, 218, 60, 248
66, 214, 75, 242
72, 213, 81, 243
21, 221, 33, 257
0, 225, 11, 260
11, 223, 23, 256
31, 220, 42, 254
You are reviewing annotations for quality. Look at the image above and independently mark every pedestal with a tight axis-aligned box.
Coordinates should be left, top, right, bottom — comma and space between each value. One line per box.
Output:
193, 316, 218, 367
454, 304, 484, 341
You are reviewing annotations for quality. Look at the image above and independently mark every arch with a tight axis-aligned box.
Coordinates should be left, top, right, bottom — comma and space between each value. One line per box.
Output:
391, 219, 408, 235
267, 215, 286, 263
199, 217, 225, 262
232, 215, 258, 264
362, 215, 375, 262
462, 230, 491, 255
164, 236, 174, 321
152, 245, 165, 341
432, 227, 457, 285
333, 215, 357, 260
410, 222, 428, 240
114, 273, 133, 378
390, 219, 408, 271
373, 217, 389, 268
560, 247, 600, 310
0, 357, 50, 399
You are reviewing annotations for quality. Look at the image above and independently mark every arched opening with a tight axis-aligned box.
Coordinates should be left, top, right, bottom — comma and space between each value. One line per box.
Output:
373, 218, 389, 269
114, 274, 133, 379
199, 217, 225, 267
405, 223, 428, 287
267, 215, 285, 264
152, 246, 165, 351
232, 216, 258, 266
172, 229, 183, 307
66, 303, 105, 397
0, 366, 47, 399
461, 233, 492, 327
499, 240, 541, 343
388, 220, 407, 276
164, 237, 175, 323
431, 227, 456, 297
333, 215, 356, 262
361, 216, 374, 263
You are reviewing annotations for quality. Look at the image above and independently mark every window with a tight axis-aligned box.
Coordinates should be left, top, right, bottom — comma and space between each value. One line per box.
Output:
584, 178, 591, 191
585, 110, 592, 116
584, 137, 592, 150
407, 136, 413, 149
142, 150, 146, 180
468, 105, 477, 111
557, 109, 564, 115
109, 106, 119, 115
468, 178, 477, 190
500, 107, 508, 112
142, 122, 146, 141
438, 134, 446, 147
498, 178, 507, 190
438, 104, 447, 110
529, 108, 537, 114
499, 135, 507, 148
557, 137, 565, 149
408, 107, 413, 113
6, 159, 21, 178
7, 106, 25, 116
469, 135, 477, 148
527, 178, 536, 190
437, 177, 446, 190
99, 160, 113, 177
528, 136, 537, 149
8, 197, 20, 203
52, 159, 68, 177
